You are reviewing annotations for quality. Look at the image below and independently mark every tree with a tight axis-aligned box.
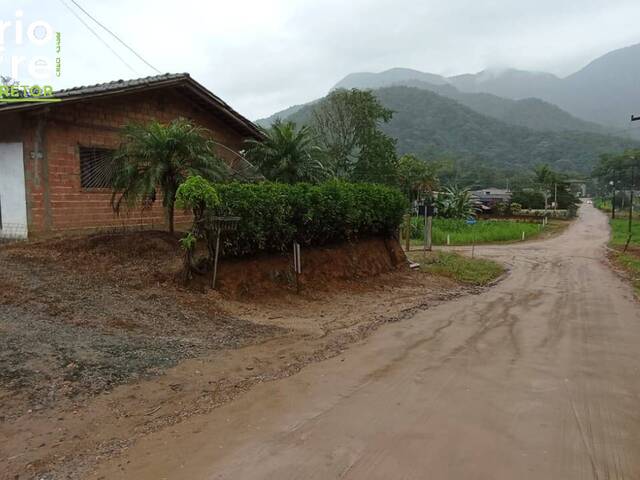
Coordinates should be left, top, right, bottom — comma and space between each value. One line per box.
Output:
435, 186, 474, 219
592, 150, 640, 191
310, 89, 398, 184
244, 119, 327, 183
397, 154, 438, 202
533, 164, 579, 212
111, 118, 228, 233
511, 190, 545, 209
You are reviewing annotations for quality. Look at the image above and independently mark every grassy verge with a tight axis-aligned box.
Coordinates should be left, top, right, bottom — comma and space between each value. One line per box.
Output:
608, 218, 640, 295
409, 218, 567, 246
610, 218, 640, 246
407, 251, 505, 286
611, 251, 640, 294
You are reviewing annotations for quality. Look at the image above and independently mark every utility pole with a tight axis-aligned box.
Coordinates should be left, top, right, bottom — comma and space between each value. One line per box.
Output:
424, 199, 434, 253
629, 162, 635, 236
611, 181, 616, 219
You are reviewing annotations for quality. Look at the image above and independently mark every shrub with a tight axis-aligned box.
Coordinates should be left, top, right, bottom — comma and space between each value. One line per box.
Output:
510, 202, 522, 214
176, 176, 222, 278
211, 181, 408, 257
176, 175, 221, 219
511, 190, 545, 210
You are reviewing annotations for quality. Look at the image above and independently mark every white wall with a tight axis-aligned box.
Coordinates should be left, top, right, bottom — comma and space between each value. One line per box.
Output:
0, 143, 28, 238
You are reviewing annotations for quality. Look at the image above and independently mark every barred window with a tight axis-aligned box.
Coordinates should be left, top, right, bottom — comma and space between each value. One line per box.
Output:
79, 146, 116, 189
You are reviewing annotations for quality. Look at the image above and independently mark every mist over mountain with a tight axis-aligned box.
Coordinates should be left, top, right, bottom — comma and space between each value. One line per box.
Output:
379, 79, 609, 134
334, 68, 449, 90
329, 43, 640, 132
255, 43, 640, 176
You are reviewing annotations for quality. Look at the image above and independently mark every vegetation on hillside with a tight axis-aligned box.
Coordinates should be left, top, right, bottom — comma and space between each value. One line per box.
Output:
375, 86, 634, 175
267, 87, 635, 180
591, 149, 640, 197
248, 89, 399, 185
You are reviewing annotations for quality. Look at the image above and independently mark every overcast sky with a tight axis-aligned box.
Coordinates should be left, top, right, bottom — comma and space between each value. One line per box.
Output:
3, 0, 640, 119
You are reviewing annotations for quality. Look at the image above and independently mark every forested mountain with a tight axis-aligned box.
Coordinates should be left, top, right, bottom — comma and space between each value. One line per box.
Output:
334, 67, 449, 90
278, 86, 636, 175
327, 43, 640, 132
380, 80, 609, 134
374, 87, 633, 173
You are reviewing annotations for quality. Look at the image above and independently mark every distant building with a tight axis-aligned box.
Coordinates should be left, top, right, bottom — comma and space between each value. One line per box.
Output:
470, 188, 512, 208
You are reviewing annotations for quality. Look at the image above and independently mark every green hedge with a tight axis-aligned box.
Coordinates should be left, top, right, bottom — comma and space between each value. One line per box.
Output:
214, 181, 407, 257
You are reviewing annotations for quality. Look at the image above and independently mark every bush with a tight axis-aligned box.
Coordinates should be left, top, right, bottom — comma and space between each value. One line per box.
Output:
213, 181, 408, 257
509, 202, 522, 214
176, 176, 222, 279
511, 190, 545, 210
176, 175, 221, 213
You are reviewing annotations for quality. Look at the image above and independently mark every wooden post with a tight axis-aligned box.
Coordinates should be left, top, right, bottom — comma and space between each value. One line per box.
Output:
403, 214, 411, 252
293, 241, 301, 294
628, 164, 635, 238
212, 230, 221, 289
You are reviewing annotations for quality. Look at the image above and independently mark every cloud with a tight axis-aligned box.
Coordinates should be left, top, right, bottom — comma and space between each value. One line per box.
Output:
2, 0, 640, 119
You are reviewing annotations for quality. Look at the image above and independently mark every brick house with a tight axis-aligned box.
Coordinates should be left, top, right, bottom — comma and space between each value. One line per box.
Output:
0, 73, 262, 239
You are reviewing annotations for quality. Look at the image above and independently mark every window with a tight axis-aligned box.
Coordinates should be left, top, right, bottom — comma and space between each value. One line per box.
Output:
79, 146, 116, 189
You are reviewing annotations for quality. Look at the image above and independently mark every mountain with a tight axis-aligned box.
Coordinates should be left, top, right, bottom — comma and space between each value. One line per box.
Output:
383, 79, 609, 134
282, 86, 636, 174
334, 67, 448, 90
255, 103, 308, 128
325, 43, 640, 132
556, 44, 640, 129
447, 69, 562, 101
258, 78, 610, 135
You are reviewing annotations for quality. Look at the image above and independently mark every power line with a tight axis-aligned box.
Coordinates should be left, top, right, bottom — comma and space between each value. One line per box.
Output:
56, 0, 137, 74
68, 0, 161, 74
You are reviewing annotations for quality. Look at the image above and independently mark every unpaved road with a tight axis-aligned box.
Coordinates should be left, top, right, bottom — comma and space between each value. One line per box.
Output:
95, 204, 640, 480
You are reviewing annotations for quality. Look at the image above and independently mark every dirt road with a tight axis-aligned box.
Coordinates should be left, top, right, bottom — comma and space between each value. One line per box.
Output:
95, 204, 640, 480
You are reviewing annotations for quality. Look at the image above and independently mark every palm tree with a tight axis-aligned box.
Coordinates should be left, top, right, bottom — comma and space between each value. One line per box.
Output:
244, 119, 327, 183
397, 154, 438, 202
111, 118, 228, 233
435, 186, 474, 218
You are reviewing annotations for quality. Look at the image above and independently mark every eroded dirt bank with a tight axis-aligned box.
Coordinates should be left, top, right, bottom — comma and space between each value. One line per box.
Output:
0, 234, 481, 479
93, 204, 640, 480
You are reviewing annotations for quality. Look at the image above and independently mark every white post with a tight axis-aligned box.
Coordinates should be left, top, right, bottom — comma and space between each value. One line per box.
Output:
293, 242, 301, 293
447, 234, 450, 245
522, 231, 525, 241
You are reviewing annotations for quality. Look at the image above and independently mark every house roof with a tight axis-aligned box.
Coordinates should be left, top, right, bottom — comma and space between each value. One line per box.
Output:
0, 73, 263, 139
471, 188, 512, 196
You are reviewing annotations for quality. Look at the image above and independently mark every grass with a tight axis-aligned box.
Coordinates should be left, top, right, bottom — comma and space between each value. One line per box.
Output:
407, 251, 505, 286
607, 218, 640, 296
409, 217, 548, 246
610, 218, 640, 247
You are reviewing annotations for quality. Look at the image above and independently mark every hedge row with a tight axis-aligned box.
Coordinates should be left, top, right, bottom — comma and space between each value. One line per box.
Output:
213, 181, 408, 257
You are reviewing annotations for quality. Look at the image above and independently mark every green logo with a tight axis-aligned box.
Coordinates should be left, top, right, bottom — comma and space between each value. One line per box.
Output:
0, 84, 59, 103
